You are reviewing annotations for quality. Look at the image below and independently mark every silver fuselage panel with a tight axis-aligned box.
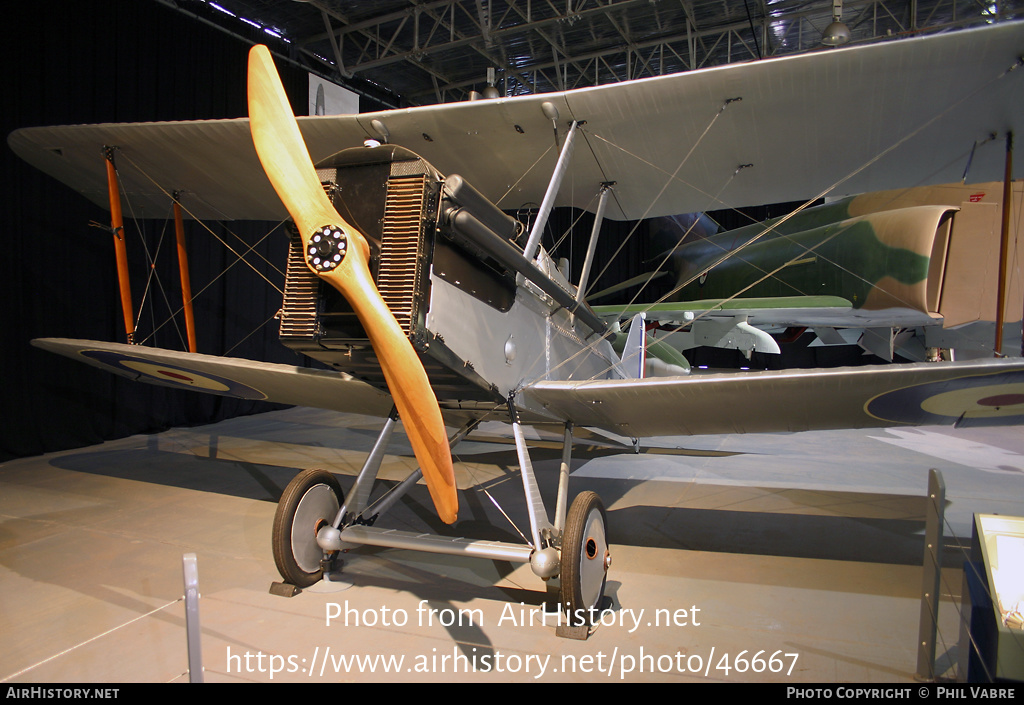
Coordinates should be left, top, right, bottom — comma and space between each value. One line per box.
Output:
425, 267, 621, 418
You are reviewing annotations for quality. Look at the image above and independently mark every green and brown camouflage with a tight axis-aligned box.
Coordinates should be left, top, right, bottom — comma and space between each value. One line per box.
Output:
663, 181, 1022, 329
669, 209, 939, 312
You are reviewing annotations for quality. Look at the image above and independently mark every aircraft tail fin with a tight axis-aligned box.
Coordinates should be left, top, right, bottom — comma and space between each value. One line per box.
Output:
620, 313, 647, 379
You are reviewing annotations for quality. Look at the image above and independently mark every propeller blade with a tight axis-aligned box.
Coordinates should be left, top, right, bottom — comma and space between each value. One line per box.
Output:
247, 45, 457, 524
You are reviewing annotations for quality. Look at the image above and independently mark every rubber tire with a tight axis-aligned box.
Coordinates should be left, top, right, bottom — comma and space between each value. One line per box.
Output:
559, 491, 610, 626
272, 468, 344, 587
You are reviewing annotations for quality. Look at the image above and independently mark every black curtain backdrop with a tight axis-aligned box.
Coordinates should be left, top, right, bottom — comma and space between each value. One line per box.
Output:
1, 0, 313, 460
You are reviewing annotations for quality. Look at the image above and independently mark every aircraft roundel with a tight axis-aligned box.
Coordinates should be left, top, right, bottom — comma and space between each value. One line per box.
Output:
865, 370, 1024, 426
78, 350, 267, 400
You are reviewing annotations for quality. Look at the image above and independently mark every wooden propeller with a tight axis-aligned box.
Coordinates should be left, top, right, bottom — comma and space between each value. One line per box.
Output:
247, 45, 457, 524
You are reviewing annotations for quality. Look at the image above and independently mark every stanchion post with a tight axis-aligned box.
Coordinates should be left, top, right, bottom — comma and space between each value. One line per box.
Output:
915, 469, 946, 681
183, 553, 204, 683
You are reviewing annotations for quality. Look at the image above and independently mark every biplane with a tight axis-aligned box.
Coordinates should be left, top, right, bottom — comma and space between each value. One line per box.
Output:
9, 20, 1024, 628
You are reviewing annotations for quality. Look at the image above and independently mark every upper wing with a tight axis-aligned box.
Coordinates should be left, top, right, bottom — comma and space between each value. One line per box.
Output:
9, 119, 291, 222
9, 22, 1024, 221
522, 357, 1024, 437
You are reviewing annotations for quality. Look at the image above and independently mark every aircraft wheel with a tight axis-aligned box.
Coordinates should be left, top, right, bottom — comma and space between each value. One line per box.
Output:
272, 468, 343, 587
560, 491, 610, 626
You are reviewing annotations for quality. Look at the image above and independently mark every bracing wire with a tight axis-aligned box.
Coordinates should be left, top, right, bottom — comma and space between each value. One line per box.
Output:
495, 142, 555, 210
583, 97, 740, 295
113, 165, 188, 350
109, 152, 290, 351
628, 57, 1024, 323
119, 152, 286, 293
551, 192, 600, 254
515, 52, 1024, 389
223, 309, 283, 357
137, 222, 288, 347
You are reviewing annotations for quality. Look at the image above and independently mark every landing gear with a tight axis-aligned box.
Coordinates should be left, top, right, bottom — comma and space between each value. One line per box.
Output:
272, 468, 343, 587
269, 414, 612, 640
559, 491, 610, 626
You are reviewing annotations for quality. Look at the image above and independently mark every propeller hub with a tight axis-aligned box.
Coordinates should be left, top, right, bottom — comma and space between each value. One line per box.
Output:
307, 225, 348, 272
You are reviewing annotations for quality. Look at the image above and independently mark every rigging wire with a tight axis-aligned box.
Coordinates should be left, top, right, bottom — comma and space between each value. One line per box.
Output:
461, 461, 533, 547
112, 164, 189, 350
516, 53, 1023, 388
119, 152, 286, 292
108, 152, 290, 351
629, 59, 1024, 321
137, 222, 287, 347
633, 146, 1005, 362
628, 56, 1024, 319
582, 76, 1019, 345
452, 404, 534, 548
583, 97, 740, 296
495, 142, 555, 210
623, 141, 1016, 370
550, 190, 599, 254
223, 309, 283, 357
620, 166, 759, 308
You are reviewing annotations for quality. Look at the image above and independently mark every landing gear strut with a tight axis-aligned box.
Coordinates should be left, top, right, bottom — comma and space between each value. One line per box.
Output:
269, 408, 611, 639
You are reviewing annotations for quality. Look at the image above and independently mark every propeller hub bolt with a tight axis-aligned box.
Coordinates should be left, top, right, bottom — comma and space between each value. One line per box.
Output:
308, 225, 348, 272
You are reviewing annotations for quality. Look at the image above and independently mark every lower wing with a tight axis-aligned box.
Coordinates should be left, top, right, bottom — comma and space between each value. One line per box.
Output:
523, 358, 1024, 437
34, 338, 1024, 438
32, 338, 394, 418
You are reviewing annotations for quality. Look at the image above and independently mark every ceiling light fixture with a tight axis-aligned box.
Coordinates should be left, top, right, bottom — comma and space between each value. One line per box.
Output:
822, 0, 851, 46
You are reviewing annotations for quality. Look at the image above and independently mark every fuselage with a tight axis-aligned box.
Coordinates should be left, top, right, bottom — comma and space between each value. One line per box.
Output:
277, 144, 622, 422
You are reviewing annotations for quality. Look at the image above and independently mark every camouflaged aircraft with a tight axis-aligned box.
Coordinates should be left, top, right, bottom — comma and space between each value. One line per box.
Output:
604, 180, 1024, 370
9, 22, 1024, 626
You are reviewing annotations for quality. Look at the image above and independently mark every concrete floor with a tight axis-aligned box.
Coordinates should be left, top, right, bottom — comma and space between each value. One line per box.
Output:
1, 406, 1022, 683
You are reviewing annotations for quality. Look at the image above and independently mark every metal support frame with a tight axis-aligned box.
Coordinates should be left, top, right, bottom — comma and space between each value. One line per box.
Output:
182, 553, 203, 683
317, 413, 475, 555
333, 407, 399, 526
316, 402, 577, 571
357, 416, 478, 523
915, 468, 946, 682
508, 398, 554, 548
554, 422, 574, 532
522, 120, 579, 262
576, 185, 611, 306
318, 412, 543, 565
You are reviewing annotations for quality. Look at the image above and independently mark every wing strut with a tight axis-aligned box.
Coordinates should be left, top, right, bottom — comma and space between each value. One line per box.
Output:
507, 397, 554, 548
523, 120, 580, 261
172, 193, 198, 353
103, 147, 135, 345
576, 184, 612, 305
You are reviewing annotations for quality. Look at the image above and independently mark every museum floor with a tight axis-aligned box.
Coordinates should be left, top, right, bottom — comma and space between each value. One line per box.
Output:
2, 406, 1022, 683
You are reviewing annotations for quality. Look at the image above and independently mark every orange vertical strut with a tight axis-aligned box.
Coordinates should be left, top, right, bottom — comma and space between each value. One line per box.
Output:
104, 147, 135, 344
172, 195, 198, 353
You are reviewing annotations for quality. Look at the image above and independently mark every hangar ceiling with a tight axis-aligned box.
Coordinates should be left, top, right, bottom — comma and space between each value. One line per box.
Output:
161, 0, 1022, 107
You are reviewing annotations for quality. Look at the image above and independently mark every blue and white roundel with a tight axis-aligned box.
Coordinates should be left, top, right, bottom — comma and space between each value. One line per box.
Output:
78, 350, 267, 400
865, 370, 1024, 426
